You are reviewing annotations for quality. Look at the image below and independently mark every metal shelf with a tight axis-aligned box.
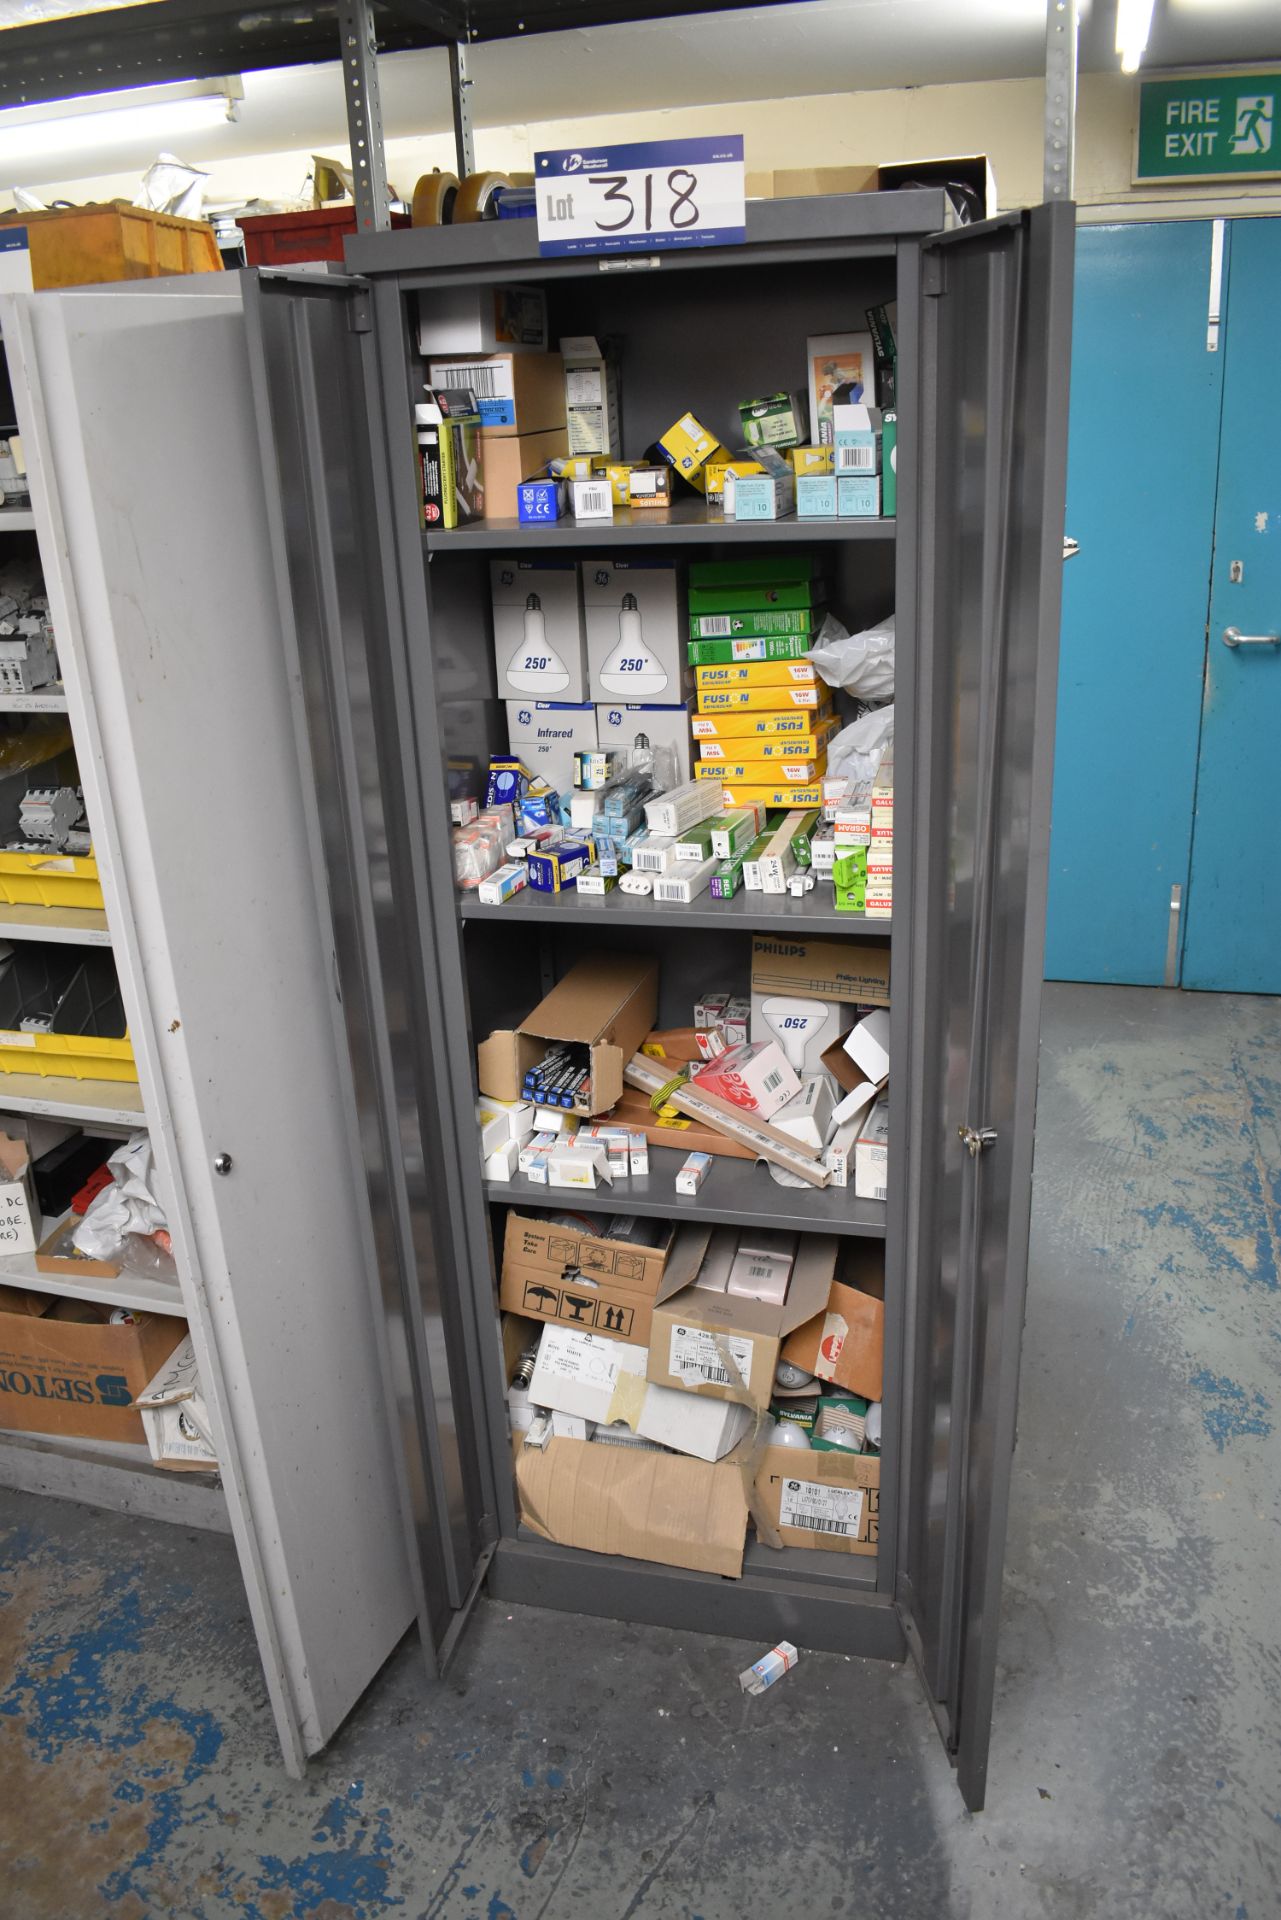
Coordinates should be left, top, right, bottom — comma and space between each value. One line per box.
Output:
460, 884, 889, 936
0, 1425, 227, 1533
0, 1073, 144, 1128
0, 689, 66, 713
0, 1212, 184, 1315
0, 506, 35, 531
0, 902, 111, 945
487, 1142, 885, 1237
426, 498, 895, 553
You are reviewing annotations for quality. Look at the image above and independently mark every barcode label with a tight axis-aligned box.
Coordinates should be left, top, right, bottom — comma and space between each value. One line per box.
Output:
699, 616, 731, 637
668, 1324, 752, 1389
574, 483, 611, 517
836, 443, 875, 471
761, 1068, 784, 1092
778, 1478, 865, 1537
433, 363, 505, 396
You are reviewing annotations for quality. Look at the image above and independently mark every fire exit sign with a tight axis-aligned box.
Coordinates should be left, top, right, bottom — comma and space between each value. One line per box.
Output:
1136, 72, 1280, 183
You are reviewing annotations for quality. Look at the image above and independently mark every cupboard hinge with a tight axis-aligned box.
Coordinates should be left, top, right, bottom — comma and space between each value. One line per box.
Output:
923, 253, 946, 297
347, 293, 373, 334
958, 1124, 997, 1158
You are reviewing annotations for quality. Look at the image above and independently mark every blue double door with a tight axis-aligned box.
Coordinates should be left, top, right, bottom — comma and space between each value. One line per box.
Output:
1046, 217, 1281, 992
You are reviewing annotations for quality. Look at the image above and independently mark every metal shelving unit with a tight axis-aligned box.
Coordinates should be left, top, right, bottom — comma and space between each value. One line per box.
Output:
426, 504, 896, 552
0, 1213, 185, 1315
0, 903, 111, 944
458, 887, 889, 936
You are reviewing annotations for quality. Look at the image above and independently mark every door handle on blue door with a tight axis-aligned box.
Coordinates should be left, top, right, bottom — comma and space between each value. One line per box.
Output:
1223, 627, 1280, 647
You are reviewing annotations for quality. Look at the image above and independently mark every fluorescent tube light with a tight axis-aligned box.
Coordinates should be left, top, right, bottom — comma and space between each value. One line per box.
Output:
1116, 0, 1156, 72
0, 84, 237, 171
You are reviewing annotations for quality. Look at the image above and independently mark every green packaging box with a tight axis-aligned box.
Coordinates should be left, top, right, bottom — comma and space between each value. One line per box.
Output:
688, 555, 819, 589
790, 810, 821, 864
882, 410, 897, 517
688, 579, 829, 617
687, 625, 818, 662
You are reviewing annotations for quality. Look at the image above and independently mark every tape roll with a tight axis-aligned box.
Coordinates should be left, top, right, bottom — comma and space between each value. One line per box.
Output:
411, 171, 458, 226
453, 170, 512, 222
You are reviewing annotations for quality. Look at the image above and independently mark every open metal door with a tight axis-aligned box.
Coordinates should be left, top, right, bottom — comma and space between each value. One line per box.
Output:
895, 203, 1074, 1809
241, 268, 498, 1673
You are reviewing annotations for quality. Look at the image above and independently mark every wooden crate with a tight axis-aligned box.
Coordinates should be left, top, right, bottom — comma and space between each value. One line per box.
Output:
0, 204, 222, 289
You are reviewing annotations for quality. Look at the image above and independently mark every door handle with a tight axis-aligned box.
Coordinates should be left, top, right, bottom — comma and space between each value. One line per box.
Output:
1223, 627, 1280, 648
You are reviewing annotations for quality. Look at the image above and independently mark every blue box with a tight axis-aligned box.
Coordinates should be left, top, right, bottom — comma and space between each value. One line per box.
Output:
797, 474, 838, 519
732, 474, 795, 521
527, 840, 594, 891
517, 476, 566, 524
837, 474, 881, 518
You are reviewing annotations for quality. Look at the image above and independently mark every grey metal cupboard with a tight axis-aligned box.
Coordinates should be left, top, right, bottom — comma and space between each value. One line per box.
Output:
247, 191, 1067, 1808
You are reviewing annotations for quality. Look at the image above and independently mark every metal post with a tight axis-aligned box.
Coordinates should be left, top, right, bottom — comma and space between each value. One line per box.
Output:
339, 0, 392, 233
448, 38, 476, 181
1043, 0, 1078, 203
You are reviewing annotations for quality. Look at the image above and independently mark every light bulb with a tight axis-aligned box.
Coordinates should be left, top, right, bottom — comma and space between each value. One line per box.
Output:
761, 996, 828, 1073
505, 592, 570, 694
598, 591, 670, 697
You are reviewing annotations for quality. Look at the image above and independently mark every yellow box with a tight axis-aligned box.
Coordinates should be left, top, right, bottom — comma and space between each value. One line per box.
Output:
789, 445, 834, 475
694, 660, 819, 691
696, 726, 835, 760
697, 685, 832, 714
704, 456, 763, 507
692, 710, 837, 742
602, 461, 639, 505
0, 852, 104, 912
0, 1030, 136, 1082
657, 412, 719, 490
718, 782, 824, 809
695, 755, 825, 783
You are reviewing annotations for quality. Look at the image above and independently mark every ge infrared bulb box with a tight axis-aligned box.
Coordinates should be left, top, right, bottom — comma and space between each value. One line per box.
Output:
491, 558, 589, 704
595, 699, 695, 783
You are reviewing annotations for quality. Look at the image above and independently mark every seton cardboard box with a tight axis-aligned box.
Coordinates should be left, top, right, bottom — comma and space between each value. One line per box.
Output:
499, 1210, 709, 1346
751, 932, 890, 1006
0, 1285, 186, 1443
516, 1431, 751, 1577
650, 1232, 839, 1413
478, 950, 658, 1117
752, 1446, 880, 1556
779, 1241, 885, 1400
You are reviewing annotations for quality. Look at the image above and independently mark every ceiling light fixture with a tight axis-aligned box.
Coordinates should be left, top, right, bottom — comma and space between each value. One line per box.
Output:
0, 78, 242, 172
1116, 0, 1156, 73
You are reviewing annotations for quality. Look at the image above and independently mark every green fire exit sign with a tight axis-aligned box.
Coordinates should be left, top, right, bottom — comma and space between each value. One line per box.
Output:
1136, 72, 1281, 182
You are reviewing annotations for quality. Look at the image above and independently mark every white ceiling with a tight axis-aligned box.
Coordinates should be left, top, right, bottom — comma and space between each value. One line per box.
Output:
0, 0, 1276, 186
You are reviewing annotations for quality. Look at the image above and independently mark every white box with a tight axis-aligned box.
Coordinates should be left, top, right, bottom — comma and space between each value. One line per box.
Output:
547, 1140, 614, 1189
418, 284, 547, 357
477, 1096, 533, 1154
483, 1136, 521, 1181
751, 991, 844, 1077
643, 780, 721, 838
0, 1134, 39, 1256
727, 1230, 795, 1302
692, 1040, 801, 1120
477, 860, 529, 905
854, 1095, 889, 1200
628, 1132, 649, 1176
693, 1226, 737, 1292
676, 1151, 712, 1195
631, 833, 682, 875
529, 1324, 750, 1461
730, 472, 796, 521
595, 699, 694, 783
491, 558, 588, 703
772, 1074, 835, 1154
808, 330, 875, 443
505, 699, 597, 797
519, 1130, 559, 1173
136, 1336, 219, 1469
561, 335, 620, 456
584, 560, 686, 704
823, 1115, 858, 1187
844, 1008, 890, 1085
653, 855, 718, 904
572, 476, 614, 521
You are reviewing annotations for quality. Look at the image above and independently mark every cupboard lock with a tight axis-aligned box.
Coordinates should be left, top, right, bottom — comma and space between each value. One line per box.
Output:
958, 1125, 997, 1158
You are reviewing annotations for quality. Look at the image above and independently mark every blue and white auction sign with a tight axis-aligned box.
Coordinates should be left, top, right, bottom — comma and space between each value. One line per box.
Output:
534, 136, 745, 257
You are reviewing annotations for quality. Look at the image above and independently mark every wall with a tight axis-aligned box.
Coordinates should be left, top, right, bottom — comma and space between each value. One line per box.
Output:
15, 69, 1281, 221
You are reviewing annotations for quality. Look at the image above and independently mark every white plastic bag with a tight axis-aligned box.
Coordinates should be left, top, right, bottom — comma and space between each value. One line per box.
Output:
825, 705, 895, 805
811, 613, 895, 700
72, 1131, 168, 1261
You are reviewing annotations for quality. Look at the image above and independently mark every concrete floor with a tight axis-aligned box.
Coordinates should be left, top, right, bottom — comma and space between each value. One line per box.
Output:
2, 982, 1279, 1919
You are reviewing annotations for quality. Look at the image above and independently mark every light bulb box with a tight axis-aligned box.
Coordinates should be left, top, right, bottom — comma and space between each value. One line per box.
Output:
505, 700, 598, 797
594, 698, 695, 783
583, 559, 687, 704
491, 557, 589, 704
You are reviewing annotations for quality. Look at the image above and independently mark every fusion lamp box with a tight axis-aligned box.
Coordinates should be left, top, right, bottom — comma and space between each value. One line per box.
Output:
0, 1287, 186, 1444
780, 1241, 886, 1401
477, 949, 658, 1118
491, 558, 589, 704
499, 1211, 710, 1347
427, 351, 566, 438
753, 1447, 880, 1556
649, 1231, 839, 1413
751, 933, 891, 1006
584, 560, 686, 705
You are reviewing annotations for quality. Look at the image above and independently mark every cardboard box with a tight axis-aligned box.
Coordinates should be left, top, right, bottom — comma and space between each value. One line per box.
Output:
855, 1095, 889, 1200
135, 1332, 218, 1469
506, 699, 597, 797
697, 687, 829, 715
560, 335, 620, 456
517, 475, 566, 524
691, 1039, 800, 1120
695, 660, 817, 691
753, 1446, 880, 1555
529, 1323, 751, 1461
797, 474, 838, 519
627, 466, 673, 510
877, 152, 996, 220
691, 709, 828, 742
427, 351, 566, 438
585, 559, 685, 705
499, 1210, 708, 1345
649, 1232, 839, 1412
731, 473, 796, 521
807, 330, 877, 444
751, 933, 890, 1006
478, 950, 658, 1118
515, 1432, 749, 1578
595, 699, 694, 783
750, 164, 880, 200
481, 427, 570, 517
609, 1087, 755, 1162
418, 283, 548, 356
704, 456, 763, 508
656, 411, 720, 489
838, 474, 881, 518
0, 1134, 39, 1256
779, 1243, 885, 1400
843, 1007, 890, 1084
491, 558, 588, 704
0, 1288, 186, 1443
739, 392, 808, 449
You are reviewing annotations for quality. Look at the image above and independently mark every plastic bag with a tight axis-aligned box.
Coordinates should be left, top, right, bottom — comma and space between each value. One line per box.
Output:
811, 613, 895, 700
72, 1131, 167, 1261
825, 705, 895, 805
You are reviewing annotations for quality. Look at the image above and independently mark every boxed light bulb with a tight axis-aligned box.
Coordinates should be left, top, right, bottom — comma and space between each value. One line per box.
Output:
505, 700, 597, 798
594, 698, 695, 783
584, 560, 686, 705
491, 558, 589, 703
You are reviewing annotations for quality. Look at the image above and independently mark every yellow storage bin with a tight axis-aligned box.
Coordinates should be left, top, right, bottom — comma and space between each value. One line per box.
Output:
0, 851, 104, 911
0, 947, 136, 1082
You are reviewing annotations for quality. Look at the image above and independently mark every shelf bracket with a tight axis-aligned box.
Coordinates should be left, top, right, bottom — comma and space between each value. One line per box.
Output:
449, 38, 477, 181
1043, 0, 1078, 203
338, 0, 392, 234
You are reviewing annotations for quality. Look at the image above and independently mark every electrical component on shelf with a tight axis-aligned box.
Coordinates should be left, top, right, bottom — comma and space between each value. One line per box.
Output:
17, 785, 83, 850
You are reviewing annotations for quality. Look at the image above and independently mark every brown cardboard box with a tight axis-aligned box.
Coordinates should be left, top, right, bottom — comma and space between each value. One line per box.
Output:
0, 1288, 186, 1442
609, 1089, 755, 1162
752, 1445, 880, 1555
481, 426, 570, 517
779, 1242, 885, 1400
649, 1233, 838, 1412
499, 1211, 709, 1347
0, 1134, 39, 1257
477, 950, 658, 1117
751, 933, 890, 1005
747, 165, 880, 199
516, 1432, 750, 1577
877, 153, 996, 220
429, 351, 566, 438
